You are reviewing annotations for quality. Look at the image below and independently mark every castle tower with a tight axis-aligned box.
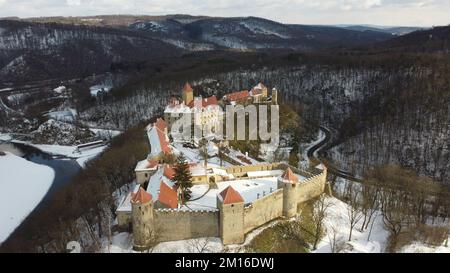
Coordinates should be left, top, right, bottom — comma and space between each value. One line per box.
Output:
260, 82, 268, 98
272, 88, 278, 105
182, 82, 194, 106
131, 187, 154, 251
217, 186, 245, 244
278, 167, 298, 218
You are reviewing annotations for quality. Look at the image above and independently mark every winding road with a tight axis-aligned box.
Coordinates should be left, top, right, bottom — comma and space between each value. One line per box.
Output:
306, 126, 363, 182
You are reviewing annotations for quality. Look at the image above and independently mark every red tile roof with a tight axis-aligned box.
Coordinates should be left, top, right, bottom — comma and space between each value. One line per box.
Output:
282, 167, 298, 183
188, 95, 218, 108
158, 181, 178, 209
156, 128, 171, 154
155, 118, 167, 132
223, 90, 250, 102
153, 118, 171, 154
183, 82, 193, 93
219, 186, 244, 205
163, 164, 175, 180
131, 187, 152, 204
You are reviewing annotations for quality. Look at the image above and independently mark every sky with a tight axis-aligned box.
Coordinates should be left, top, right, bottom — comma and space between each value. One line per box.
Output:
0, 0, 449, 27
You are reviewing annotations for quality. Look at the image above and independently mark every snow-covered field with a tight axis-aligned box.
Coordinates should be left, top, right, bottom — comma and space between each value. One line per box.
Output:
314, 196, 450, 253
399, 241, 450, 253
0, 152, 55, 243
313, 197, 389, 253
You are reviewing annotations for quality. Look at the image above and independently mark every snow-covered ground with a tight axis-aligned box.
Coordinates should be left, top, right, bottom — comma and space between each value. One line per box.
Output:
0, 152, 55, 243
46, 108, 77, 123
29, 143, 107, 167
0, 133, 12, 142
399, 241, 450, 253
102, 232, 224, 253
314, 196, 450, 253
227, 148, 260, 165
313, 196, 389, 253
90, 84, 112, 97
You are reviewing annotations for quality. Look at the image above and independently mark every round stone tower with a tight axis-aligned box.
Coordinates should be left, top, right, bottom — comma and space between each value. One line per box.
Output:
131, 187, 154, 251
278, 167, 298, 218
182, 82, 194, 106
272, 88, 278, 105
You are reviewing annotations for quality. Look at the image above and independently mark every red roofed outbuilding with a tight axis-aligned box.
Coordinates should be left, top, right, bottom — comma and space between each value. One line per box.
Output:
188, 95, 218, 108
158, 181, 179, 209
223, 90, 250, 103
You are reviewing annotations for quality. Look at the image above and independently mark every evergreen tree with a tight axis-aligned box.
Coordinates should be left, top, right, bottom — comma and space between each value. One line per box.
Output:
172, 154, 193, 204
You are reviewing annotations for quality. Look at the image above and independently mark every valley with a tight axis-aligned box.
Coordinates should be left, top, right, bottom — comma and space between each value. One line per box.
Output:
0, 14, 449, 254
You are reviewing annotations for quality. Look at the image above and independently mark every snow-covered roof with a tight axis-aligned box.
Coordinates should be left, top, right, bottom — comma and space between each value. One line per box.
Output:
147, 118, 171, 156
135, 159, 158, 171
188, 95, 219, 109
246, 169, 283, 178
210, 167, 229, 176
189, 163, 207, 177
164, 102, 191, 114
186, 177, 279, 209
116, 184, 140, 212
147, 168, 176, 203
53, 86, 66, 93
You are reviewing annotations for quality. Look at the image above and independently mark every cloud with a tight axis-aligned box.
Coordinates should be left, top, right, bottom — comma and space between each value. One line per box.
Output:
66, 0, 81, 6
0, 0, 449, 26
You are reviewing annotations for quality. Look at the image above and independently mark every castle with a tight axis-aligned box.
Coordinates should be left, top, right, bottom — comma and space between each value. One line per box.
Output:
116, 82, 326, 250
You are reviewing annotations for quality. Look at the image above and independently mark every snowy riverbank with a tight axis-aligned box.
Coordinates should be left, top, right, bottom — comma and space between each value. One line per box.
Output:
0, 152, 55, 244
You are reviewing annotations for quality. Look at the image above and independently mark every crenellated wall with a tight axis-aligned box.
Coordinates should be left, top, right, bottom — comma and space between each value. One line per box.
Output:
153, 209, 219, 242
293, 171, 327, 204
128, 167, 327, 248
223, 163, 282, 177
243, 189, 283, 233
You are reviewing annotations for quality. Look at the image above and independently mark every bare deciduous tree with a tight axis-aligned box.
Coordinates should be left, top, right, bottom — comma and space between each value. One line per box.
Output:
360, 184, 380, 231
312, 194, 331, 250
379, 188, 410, 252
344, 182, 363, 241
187, 237, 213, 253
327, 223, 343, 253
